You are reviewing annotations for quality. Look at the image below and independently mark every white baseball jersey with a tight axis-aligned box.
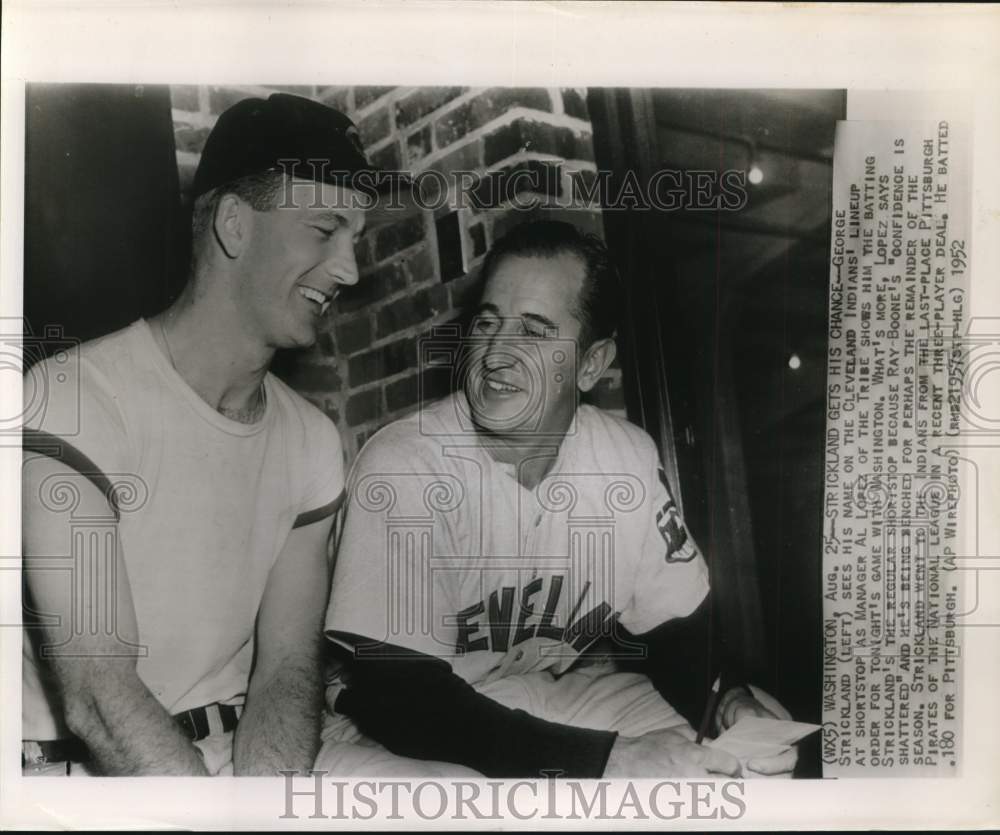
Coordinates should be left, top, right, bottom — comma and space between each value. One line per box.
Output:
326, 391, 708, 688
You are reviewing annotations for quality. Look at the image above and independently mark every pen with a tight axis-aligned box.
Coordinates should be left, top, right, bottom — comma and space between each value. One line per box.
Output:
695, 674, 722, 744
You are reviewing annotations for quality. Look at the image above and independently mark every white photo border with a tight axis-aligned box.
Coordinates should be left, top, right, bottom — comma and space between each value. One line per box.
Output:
2, 1, 999, 829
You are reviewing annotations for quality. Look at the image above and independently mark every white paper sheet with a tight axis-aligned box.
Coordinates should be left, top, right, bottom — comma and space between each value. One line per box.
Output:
708, 716, 821, 778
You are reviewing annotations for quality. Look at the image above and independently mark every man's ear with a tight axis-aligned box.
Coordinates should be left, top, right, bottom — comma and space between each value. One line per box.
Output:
212, 193, 249, 259
577, 336, 617, 393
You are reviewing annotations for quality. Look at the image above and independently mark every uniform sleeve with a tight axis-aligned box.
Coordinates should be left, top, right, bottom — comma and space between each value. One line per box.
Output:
325, 428, 460, 659
22, 355, 132, 512
293, 409, 345, 528
617, 452, 710, 635
335, 649, 618, 777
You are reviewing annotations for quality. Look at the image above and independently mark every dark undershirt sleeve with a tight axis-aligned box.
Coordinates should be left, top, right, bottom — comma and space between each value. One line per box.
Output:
616, 596, 748, 733
332, 645, 617, 778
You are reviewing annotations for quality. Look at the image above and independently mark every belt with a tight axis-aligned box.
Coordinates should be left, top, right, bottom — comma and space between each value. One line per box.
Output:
23, 702, 242, 766
22, 737, 90, 767
173, 702, 242, 742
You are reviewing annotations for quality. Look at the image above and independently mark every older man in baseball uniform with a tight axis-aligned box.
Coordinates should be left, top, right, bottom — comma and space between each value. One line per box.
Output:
317, 220, 797, 778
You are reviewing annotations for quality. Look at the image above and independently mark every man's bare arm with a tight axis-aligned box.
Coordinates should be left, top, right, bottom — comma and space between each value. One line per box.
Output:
23, 455, 208, 775
232, 515, 332, 776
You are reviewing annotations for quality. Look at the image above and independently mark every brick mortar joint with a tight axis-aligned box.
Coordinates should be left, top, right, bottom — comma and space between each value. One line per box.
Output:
426, 109, 593, 171
171, 108, 217, 129
176, 150, 201, 166
431, 86, 558, 123
483, 149, 595, 174
389, 87, 485, 133
549, 87, 565, 117
345, 381, 384, 398
365, 134, 401, 155
463, 193, 603, 215
335, 310, 375, 327
350, 88, 405, 119
289, 354, 343, 368
208, 83, 278, 100
364, 239, 428, 275
364, 309, 458, 354
346, 361, 446, 397
483, 110, 594, 136
392, 87, 471, 129
391, 88, 583, 141
173, 87, 592, 169
197, 86, 212, 115
407, 107, 526, 172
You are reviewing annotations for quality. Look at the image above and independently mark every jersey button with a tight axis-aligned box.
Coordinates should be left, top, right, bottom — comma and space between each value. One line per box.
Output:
515, 649, 525, 661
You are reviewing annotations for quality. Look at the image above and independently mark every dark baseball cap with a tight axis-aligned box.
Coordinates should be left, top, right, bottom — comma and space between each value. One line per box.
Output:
192, 92, 408, 211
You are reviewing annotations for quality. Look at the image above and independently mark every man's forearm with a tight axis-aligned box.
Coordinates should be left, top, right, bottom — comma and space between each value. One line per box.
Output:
63, 666, 208, 776
336, 649, 617, 778
233, 655, 323, 776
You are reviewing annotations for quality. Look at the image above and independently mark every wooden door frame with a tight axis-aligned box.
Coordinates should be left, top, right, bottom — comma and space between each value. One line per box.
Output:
587, 87, 768, 678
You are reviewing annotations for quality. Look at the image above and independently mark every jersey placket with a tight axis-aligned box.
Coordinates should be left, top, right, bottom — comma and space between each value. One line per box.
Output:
520, 487, 544, 561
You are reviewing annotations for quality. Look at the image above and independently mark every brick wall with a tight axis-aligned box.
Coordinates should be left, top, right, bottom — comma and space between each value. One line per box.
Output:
170, 84, 624, 465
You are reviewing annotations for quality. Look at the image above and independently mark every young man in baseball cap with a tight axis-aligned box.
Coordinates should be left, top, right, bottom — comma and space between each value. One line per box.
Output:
22, 93, 391, 775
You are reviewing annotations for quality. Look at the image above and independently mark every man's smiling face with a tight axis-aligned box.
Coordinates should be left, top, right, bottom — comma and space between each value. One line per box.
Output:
237, 180, 368, 349
464, 252, 586, 439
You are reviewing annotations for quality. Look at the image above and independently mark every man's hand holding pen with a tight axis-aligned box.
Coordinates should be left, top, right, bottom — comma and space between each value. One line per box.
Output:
603, 679, 799, 778
713, 685, 800, 777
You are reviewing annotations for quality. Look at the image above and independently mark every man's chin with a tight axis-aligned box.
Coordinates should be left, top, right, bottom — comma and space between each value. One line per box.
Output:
275, 325, 319, 351
467, 403, 534, 436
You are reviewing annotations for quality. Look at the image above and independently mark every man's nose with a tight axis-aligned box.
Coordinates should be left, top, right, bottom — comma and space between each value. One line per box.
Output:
325, 237, 360, 287
482, 320, 523, 368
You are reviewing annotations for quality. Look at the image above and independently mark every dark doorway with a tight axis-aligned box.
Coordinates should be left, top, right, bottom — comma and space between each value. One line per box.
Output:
590, 88, 844, 776
24, 83, 186, 360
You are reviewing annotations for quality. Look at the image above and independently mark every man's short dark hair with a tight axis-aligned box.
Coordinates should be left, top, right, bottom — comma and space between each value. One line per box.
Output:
480, 220, 620, 347
190, 169, 287, 243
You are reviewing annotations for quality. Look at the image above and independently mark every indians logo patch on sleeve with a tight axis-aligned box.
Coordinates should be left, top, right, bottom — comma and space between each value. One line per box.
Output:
656, 468, 698, 563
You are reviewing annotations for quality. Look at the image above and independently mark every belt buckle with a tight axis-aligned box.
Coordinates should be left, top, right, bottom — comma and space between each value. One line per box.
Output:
22, 740, 46, 765
22, 741, 73, 775
175, 702, 242, 741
